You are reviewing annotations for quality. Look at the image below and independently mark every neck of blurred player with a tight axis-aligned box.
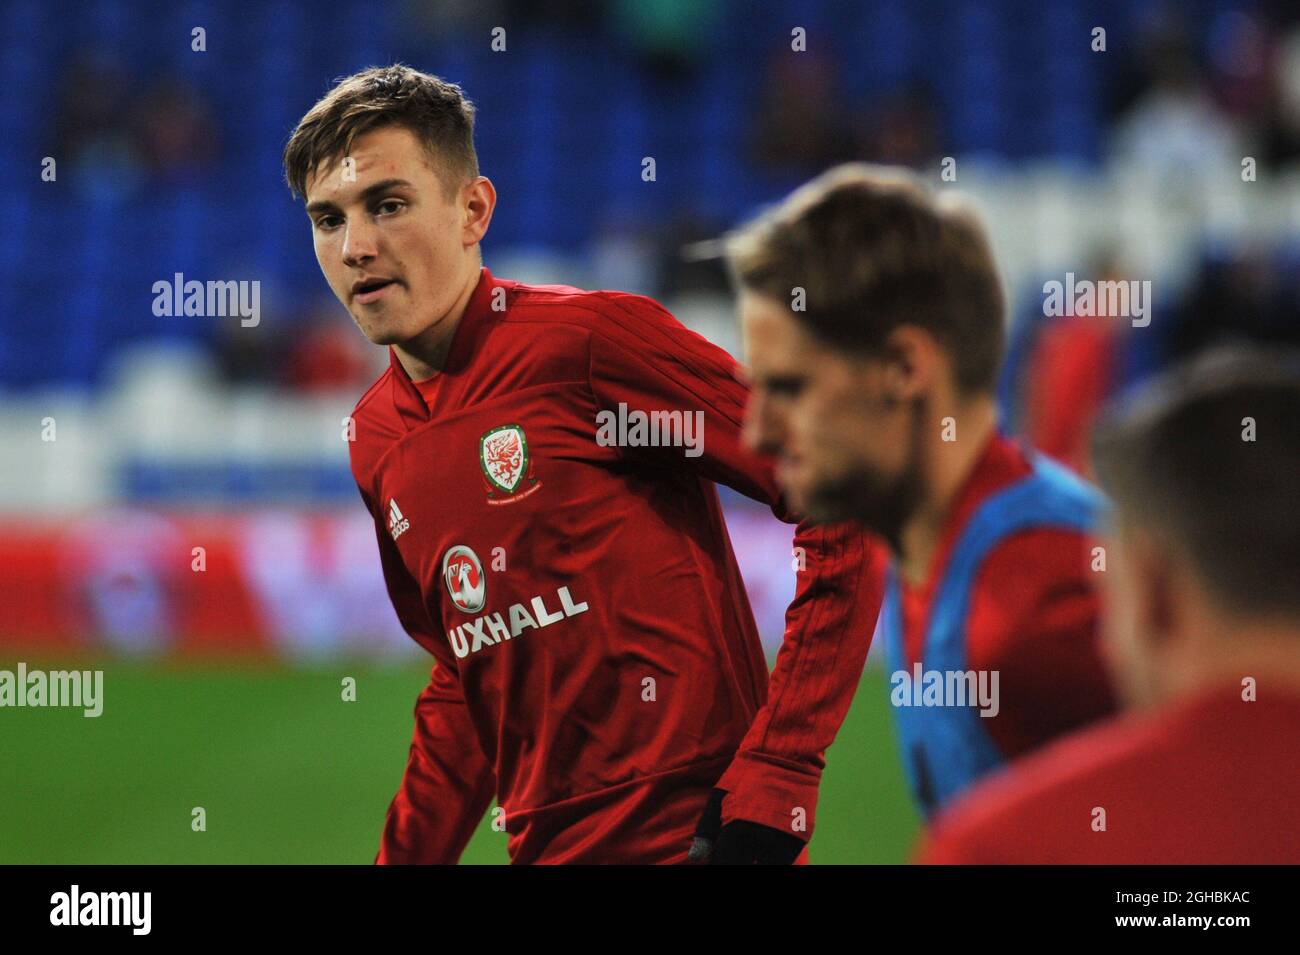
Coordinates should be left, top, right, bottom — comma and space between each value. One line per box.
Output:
897, 390, 998, 586
1157, 593, 1300, 705
393, 258, 482, 383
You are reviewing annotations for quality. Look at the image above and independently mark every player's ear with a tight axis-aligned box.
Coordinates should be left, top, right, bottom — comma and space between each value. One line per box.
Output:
1131, 530, 1179, 647
880, 324, 936, 402
462, 176, 496, 247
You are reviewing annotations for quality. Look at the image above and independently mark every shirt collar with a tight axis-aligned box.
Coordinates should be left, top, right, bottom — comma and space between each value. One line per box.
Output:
387, 266, 509, 427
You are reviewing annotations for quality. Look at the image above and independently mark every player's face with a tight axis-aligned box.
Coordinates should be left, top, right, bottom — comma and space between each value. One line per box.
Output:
304, 125, 480, 347
740, 291, 919, 536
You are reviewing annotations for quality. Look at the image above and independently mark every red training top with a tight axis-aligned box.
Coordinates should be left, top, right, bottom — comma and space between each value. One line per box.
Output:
919, 682, 1300, 863
350, 268, 886, 863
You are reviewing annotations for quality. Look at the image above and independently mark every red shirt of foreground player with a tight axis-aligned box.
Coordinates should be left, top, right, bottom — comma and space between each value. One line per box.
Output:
351, 268, 886, 864
919, 683, 1300, 863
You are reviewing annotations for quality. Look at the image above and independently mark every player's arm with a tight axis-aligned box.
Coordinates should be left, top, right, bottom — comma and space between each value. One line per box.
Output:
377, 661, 497, 864
587, 292, 887, 862
708, 518, 884, 855
362, 489, 497, 864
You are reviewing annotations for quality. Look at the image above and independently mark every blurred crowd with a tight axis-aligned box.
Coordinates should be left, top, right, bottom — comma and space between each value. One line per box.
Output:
10, 0, 1300, 457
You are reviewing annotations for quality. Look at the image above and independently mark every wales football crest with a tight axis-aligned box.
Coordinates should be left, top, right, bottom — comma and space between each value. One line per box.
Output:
479, 424, 541, 504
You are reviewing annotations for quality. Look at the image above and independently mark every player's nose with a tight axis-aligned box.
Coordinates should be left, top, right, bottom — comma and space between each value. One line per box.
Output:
743, 391, 781, 455
341, 218, 379, 267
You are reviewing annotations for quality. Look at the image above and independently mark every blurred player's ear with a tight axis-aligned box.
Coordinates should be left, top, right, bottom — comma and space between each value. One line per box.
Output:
1130, 529, 1180, 650
461, 176, 497, 248
881, 325, 940, 404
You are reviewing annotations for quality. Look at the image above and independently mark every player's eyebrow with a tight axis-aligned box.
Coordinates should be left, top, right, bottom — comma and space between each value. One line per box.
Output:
305, 178, 415, 216
762, 374, 805, 393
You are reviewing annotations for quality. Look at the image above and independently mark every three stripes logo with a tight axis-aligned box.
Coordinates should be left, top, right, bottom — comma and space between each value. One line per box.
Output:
388, 499, 410, 541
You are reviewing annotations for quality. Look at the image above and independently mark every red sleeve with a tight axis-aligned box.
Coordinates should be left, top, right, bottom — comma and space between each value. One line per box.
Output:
361, 489, 497, 864
714, 521, 887, 837
377, 662, 498, 864
586, 292, 887, 841
966, 528, 1118, 760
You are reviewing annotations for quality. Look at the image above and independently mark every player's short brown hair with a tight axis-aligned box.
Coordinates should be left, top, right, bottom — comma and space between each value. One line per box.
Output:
1093, 345, 1300, 619
283, 64, 478, 201
726, 163, 1006, 395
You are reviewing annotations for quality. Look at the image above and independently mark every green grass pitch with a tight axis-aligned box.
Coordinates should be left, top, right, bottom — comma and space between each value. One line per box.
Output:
0, 660, 919, 863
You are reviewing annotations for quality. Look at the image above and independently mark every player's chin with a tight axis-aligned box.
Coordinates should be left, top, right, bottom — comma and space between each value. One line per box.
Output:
784, 475, 842, 524
800, 490, 855, 525
353, 314, 408, 347
801, 470, 884, 527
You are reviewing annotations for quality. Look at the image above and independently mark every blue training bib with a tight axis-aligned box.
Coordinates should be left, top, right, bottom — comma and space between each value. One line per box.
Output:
881, 454, 1105, 817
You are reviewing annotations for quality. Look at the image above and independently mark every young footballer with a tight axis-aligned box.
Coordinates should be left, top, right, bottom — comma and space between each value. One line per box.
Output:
283, 66, 885, 864
921, 347, 1300, 863
726, 164, 1117, 818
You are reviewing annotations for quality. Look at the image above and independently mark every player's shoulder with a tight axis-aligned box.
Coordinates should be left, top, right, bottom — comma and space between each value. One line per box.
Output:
972, 445, 1103, 596
966, 513, 1102, 671
926, 705, 1168, 855
346, 365, 404, 489
348, 361, 401, 431
503, 279, 678, 332
509, 280, 739, 394
351, 363, 393, 420
977, 524, 1097, 599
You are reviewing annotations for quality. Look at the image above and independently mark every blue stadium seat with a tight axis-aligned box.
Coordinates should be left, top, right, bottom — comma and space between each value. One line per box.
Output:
5, 0, 1139, 388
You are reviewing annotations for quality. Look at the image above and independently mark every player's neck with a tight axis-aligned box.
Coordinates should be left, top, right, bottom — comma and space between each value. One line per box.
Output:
1164, 619, 1300, 701
393, 262, 482, 382
897, 394, 998, 584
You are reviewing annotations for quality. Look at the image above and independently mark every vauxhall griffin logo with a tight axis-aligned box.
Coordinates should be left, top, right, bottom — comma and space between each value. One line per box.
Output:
442, 545, 486, 613
480, 424, 541, 504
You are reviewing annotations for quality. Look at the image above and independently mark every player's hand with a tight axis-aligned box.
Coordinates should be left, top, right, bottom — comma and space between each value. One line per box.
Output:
687, 788, 805, 864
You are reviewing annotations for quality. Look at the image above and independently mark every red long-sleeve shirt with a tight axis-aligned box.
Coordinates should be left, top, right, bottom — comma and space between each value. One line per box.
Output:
919, 683, 1300, 863
350, 267, 886, 864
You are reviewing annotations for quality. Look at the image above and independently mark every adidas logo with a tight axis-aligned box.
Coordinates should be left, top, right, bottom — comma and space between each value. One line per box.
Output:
388, 498, 411, 540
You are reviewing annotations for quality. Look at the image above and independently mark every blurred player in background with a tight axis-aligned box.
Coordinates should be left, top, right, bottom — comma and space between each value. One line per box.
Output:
283, 66, 885, 864
921, 347, 1300, 863
726, 164, 1117, 818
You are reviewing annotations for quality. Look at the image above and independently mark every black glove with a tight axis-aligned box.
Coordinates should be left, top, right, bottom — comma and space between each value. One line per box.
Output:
688, 788, 806, 865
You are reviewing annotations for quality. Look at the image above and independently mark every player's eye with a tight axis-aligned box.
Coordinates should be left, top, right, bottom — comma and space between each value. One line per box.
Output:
766, 377, 805, 399
375, 198, 406, 216
313, 214, 342, 231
